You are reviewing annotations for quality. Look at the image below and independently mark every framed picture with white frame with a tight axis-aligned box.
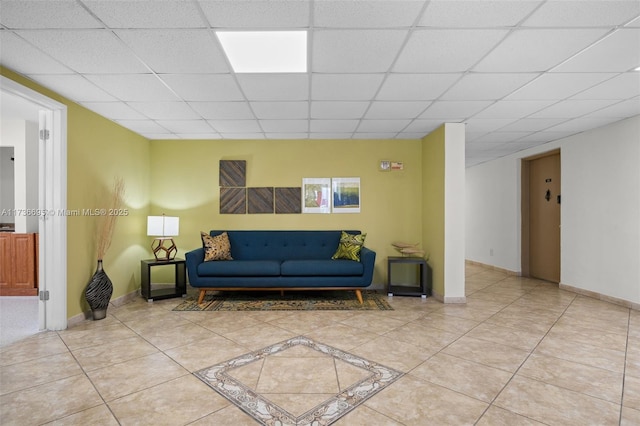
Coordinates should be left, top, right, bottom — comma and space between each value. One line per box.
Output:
332, 177, 360, 213
302, 178, 331, 213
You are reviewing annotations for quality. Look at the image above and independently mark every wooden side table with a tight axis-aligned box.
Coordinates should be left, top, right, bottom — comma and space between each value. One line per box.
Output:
141, 258, 186, 301
387, 256, 431, 298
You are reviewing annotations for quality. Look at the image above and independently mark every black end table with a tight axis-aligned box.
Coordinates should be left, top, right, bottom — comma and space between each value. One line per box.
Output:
141, 258, 186, 301
387, 256, 432, 298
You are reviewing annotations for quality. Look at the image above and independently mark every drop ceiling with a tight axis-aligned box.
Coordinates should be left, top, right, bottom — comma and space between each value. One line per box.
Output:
0, 0, 638, 167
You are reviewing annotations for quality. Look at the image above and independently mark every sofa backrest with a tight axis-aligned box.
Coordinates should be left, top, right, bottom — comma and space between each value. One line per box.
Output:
209, 230, 362, 261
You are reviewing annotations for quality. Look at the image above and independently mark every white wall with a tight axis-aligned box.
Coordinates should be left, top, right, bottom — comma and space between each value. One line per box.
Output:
0, 120, 39, 233
0, 147, 14, 217
444, 123, 466, 300
466, 115, 640, 304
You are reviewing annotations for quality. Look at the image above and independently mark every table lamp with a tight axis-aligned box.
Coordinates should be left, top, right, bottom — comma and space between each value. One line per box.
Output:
147, 215, 179, 261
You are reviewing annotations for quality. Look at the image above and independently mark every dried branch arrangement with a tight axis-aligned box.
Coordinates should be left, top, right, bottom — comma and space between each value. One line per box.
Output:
96, 177, 126, 260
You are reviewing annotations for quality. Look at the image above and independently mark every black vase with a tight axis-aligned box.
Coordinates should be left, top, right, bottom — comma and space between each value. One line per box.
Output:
85, 260, 113, 320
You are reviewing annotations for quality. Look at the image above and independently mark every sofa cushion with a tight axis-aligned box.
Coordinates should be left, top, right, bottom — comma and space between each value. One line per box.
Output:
332, 231, 367, 261
198, 260, 280, 277
201, 231, 233, 261
281, 259, 364, 276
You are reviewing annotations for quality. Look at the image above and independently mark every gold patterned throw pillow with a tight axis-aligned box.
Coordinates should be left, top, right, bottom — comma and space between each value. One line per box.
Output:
201, 231, 233, 261
332, 231, 367, 261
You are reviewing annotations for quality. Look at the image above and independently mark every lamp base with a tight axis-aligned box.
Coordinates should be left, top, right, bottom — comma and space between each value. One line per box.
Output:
151, 238, 177, 261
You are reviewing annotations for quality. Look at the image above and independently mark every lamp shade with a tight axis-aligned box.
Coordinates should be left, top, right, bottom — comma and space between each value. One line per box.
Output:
147, 216, 179, 237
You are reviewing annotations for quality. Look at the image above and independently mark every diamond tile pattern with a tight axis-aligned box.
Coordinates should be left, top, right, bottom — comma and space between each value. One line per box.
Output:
1, 264, 639, 425
0, 0, 639, 167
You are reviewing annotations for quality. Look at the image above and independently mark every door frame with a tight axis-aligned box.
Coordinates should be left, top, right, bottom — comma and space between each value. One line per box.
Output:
1, 76, 68, 330
521, 148, 560, 280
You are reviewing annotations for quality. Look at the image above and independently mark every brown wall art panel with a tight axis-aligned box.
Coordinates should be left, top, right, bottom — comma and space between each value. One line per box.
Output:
248, 187, 274, 214
219, 160, 246, 187
220, 187, 246, 214
275, 187, 302, 214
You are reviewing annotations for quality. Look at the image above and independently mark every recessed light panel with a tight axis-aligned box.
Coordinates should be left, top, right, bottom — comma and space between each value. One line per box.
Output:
216, 31, 307, 73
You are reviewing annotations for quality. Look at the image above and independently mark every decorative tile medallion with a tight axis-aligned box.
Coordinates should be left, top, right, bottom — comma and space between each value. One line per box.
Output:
194, 336, 404, 425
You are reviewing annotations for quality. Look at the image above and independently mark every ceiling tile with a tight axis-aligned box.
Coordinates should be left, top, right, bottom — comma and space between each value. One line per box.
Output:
0, 32, 74, 74
83, 0, 208, 28
116, 30, 229, 73
473, 132, 532, 144
85, 74, 180, 101
472, 100, 557, 119
16, 30, 148, 74
219, 133, 265, 139
311, 74, 385, 100
442, 73, 539, 101
402, 119, 443, 134
310, 120, 359, 133
571, 73, 640, 100
314, 1, 425, 28
394, 29, 507, 72
522, 0, 640, 27
353, 133, 398, 139
178, 133, 221, 140
356, 119, 411, 133
419, 0, 542, 27
266, 133, 309, 139
25, 74, 117, 102
198, 0, 310, 28
376, 74, 461, 100
128, 102, 200, 120
419, 101, 493, 119
473, 29, 610, 72
154, 120, 215, 134
396, 132, 429, 139
259, 120, 308, 133
80, 102, 147, 120
312, 29, 408, 73
309, 133, 354, 139
465, 118, 518, 133
546, 116, 622, 132
189, 102, 254, 119
208, 119, 262, 133
0, 0, 102, 28
552, 29, 640, 73
310, 101, 369, 119
236, 74, 308, 101
365, 101, 430, 119
160, 74, 244, 101
250, 102, 309, 119
116, 120, 170, 134
506, 73, 617, 100
529, 100, 620, 119
517, 131, 577, 144
498, 118, 567, 132
583, 99, 640, 118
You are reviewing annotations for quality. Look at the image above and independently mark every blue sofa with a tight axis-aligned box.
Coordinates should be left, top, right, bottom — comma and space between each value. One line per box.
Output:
185, 230, 376, 304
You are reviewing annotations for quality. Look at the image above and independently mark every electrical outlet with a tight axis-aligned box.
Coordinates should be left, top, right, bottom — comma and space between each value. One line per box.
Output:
490, 248, 494, 256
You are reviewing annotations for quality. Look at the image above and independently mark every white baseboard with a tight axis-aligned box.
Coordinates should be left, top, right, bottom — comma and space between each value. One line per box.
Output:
560, 282, 640, 311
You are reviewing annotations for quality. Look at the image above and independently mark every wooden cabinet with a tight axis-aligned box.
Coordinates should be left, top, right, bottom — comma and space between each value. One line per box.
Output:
0, 233, 38, 296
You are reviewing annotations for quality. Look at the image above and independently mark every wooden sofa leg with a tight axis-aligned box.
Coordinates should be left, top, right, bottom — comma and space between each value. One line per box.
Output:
197, 290, 206, 304
355, 289, 363, 304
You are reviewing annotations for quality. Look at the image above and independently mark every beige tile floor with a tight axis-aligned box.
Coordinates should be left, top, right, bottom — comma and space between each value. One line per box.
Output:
1, 263, 639, 425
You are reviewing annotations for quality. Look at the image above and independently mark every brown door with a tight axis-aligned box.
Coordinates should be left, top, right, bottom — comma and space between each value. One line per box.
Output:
528, 152, 561, 282
0, 233, 38, 296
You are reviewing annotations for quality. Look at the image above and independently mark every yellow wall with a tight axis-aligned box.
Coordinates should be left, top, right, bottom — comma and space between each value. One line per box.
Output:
149, 138, 424, 286
1, 67, 151, 318
2, 65, 442, 319
421, 126, 445, 297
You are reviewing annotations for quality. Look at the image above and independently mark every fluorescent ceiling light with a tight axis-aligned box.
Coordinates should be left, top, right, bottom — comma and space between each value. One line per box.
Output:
217, 31, 307, 73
